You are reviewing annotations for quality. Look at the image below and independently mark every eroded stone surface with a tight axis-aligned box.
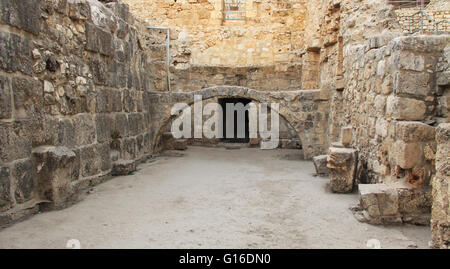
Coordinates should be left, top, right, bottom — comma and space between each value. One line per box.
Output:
357, 183, 431, 225
313, 155, 329, 176
112, 159, 137, 176
431, 123, 450, 249
327, 147, 358, 193
32, 146, 78, 209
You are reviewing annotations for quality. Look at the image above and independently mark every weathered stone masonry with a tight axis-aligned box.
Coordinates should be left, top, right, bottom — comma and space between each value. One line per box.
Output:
0, 0, 167, 224
0, 0, 449, 250
149, 86, 329, 159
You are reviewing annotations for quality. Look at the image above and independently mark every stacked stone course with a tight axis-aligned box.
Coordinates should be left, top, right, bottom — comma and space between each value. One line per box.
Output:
0, 0, 167, 225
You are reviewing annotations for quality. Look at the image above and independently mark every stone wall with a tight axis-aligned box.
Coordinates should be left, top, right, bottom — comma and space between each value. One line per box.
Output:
171, 64, 303, 92
149, 86, 330, 159
123, 0, 308, 67
431, 123, 450, 248
394, 0, 450, 34
0, 0, 166, 226
341, 35, 449, 185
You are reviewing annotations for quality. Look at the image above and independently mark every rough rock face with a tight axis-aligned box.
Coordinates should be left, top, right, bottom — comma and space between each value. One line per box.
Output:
313, 155, 329, 176
431, 123, 450, 249
327, 147, 358, 193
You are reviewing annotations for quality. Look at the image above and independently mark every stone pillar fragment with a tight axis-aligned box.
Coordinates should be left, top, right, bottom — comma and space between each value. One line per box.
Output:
32, 146, 79, 209
327, 147, 358, 193
313, 155, 329, 176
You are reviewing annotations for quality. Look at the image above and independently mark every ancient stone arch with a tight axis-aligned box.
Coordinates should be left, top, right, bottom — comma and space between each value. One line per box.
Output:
149, 86, 330, 159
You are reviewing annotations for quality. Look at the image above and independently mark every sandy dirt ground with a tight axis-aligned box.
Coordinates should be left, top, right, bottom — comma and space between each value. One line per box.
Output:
0, 147, 430, 249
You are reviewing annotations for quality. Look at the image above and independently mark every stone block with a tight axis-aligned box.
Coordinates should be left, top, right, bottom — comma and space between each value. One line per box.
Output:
67, 0, 91, 20
12, 159, 35, 203
72, 114, 96, 146
396, 121, 436, 142
0, 0, 40, 35
89, 57, 107, 85
113, 113, 129, 139
112, 159, 137, 176
393, 70, 430, 97
391, 140, 422, 169
96, 87, 111, 113
0, 75, 11, 119
358, 184, 431, 225
128, 113, 144, 136
80, 143, 111, 177
340, 126, 352, 147
0, 31, 33, 75
32, 146, 78, 208
0, 166, 12, 211
95, 114, 114, 143
375, 118, 388, 137
437, 71, 450, 86
57, 119, 76, 148
313, 155, 329, 176
122, 137, 137, 160
392, 35, 449, 53
0, 121, 32, 163
162, 132, 188, 151
393, 51, 425, 72
110, 89, 123, 112
398, 187, 432, 215
386, 96, 426, 121
106, 60, 127, 88
11, 76, 43, 119
435, 123, 450, 179
85, 23, 113, 56
327, 147, 358, 193
172, 139, 188, 151
358, 184, 400, 224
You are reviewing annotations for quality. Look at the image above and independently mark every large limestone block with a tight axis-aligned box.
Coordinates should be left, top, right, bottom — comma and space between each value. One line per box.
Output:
393, 70, 430, 96
358, 183, 431, 225
358, 184, 400, 224
327, 147, 358, 193
386, 96, 426, 121
391, 140, 422, 169
340, 126, 352, 147
396, 121, 436, 142
32, 146, 79, 209
313, 155, 329, 176
0, 0, 40, 35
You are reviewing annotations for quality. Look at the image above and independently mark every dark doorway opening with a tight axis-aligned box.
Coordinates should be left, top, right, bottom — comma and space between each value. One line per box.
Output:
219, 98, 251, 143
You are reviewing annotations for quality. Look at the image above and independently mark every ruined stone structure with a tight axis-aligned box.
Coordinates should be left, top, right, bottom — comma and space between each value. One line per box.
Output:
0, 0, 449, 248
0, 0, 164, 221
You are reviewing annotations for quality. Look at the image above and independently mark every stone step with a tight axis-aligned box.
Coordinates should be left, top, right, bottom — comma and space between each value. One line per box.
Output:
356, 183, 431, 225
